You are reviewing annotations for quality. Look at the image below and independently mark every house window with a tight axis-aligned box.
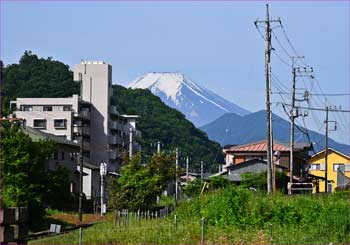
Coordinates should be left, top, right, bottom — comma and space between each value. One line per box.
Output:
54, 119, 66, 129
310, 164, 320, 170
22, 105, 32, 111
60, 152, 65, 160
43, 106, 52, 111
63, 106, 71, 111
333, 163, 345, 172
33, 119, 46, 129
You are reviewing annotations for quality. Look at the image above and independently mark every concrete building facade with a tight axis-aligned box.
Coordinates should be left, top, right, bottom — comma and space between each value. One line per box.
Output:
11, 60, 140, 200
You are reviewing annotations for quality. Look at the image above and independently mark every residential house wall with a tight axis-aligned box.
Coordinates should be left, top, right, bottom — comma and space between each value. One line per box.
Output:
309, 148, 350, 192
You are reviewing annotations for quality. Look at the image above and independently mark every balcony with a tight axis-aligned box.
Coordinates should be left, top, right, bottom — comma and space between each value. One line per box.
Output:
73, 126, 91, 136
109, 121, 118, 130
109, 136, 117, 145
74, 110, 90, 120
110, 105, 119, 115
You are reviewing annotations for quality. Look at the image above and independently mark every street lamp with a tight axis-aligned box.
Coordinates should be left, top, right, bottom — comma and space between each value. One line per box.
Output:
100, 161, 107, 216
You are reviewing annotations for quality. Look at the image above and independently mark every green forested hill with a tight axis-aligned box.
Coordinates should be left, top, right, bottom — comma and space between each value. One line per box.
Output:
112, 85, 224, 172
2, 51, 80, 114
2, 52, 223, 172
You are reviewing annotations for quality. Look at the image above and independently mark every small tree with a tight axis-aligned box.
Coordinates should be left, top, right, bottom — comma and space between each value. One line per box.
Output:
108, 152, 175, 210
1, 122, 71, 226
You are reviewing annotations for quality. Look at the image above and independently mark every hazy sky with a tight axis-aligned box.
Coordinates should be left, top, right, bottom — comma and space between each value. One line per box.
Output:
1, 1, 349, 144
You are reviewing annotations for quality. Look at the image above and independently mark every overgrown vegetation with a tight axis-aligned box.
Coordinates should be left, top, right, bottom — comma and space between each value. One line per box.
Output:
108, 153, 175, 210
176, 187, 350, 244
31, 188, 350, 244
1, 122, 74, 228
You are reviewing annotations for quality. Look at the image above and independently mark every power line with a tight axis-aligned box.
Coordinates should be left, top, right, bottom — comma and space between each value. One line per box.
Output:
271, 91, 350, 96
277, 103, 350, 113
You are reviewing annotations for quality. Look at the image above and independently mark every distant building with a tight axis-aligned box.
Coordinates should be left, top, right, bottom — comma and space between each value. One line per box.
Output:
223, 158, 287, 182
10, 60, 141, 200
309, 148, 350, 193
223, 140, 312, 180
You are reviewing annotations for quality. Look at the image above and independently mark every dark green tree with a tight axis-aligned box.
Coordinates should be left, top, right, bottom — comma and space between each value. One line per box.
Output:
108, 153, 175, 210
1, 122, 71, 225
2, 51, 80, 115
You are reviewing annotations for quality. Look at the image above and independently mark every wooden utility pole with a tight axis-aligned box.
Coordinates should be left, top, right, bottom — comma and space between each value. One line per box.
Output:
186, 156, 189, 183
324, 106, 329, 193
255, 4, 279, 193
289, 66, 296, 191
129, 127, 133, 159
157, 141, 161, 153
175, 148, 179, 204
0, 61, 3, 212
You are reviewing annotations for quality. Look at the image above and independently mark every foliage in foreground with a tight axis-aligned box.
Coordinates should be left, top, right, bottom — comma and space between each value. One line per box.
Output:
176, 186, 350, 244
1, 122, 73, 228
108, 153, 175, 210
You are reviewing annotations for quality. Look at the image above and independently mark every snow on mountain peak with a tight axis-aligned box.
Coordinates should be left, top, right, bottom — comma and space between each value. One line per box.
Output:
128, 72, 250, 126
129, 72, 185, 102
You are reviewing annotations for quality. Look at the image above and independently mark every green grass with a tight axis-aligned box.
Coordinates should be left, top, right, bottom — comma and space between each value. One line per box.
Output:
30, 189, 350, 244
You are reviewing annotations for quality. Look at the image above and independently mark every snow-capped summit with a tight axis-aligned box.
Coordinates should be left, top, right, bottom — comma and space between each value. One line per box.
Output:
128, 72, 250, 126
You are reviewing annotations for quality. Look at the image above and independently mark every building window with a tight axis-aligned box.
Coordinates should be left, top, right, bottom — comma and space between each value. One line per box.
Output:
22, 105, 32, 111
33, 119, 46, 129
310, 164, 320, 170
63, 106, 72, 111
43, 106, 53, 111
60, 152, 65, 160
54, 119, 66, 129
333, 163, 345, 172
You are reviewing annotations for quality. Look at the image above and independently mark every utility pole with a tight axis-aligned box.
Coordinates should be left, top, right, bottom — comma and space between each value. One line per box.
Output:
255, 4, 280, 193
0, 61, 3, 218
157, 141, 161, 153
289, 61, 311, 194
289, 56, 304, 193
100, 161, 107, 216
289, 66, 296, 192
201, 161, 203, 180
78, 124, 83, 245
186, 156, 189, 183
325, 106, 328, 193
324, 105, 337, 193
129, 127, 133, 159
175, 148, 179, 204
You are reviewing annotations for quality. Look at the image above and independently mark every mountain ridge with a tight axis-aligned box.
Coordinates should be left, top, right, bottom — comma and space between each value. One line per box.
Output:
200, 110, 350, 155
128, 72, 250, 126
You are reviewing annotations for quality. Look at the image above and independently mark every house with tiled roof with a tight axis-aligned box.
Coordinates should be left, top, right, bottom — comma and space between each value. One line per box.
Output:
223, 140, 312, 179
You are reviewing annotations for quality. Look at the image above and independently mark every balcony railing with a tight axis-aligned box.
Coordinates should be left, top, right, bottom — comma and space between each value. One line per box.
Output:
73, 126, 91, 136
109, 121, 118, 130
74, 110, 90, 120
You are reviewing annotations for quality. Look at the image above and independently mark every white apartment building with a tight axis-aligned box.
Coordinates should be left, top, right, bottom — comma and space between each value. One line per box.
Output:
10, 60, 140, 199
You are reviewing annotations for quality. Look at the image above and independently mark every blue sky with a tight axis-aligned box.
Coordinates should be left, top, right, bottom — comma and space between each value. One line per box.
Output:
1, 1, 349, 144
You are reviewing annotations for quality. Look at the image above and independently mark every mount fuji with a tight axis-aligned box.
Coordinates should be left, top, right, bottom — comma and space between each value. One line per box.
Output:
128, 72, 250, 126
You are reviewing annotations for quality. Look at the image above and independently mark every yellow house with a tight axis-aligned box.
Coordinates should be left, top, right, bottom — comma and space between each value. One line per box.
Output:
309, 148, 350, 193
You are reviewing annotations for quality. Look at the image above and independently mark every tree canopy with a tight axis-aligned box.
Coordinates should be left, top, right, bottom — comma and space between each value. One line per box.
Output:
1, 122, 72, 226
